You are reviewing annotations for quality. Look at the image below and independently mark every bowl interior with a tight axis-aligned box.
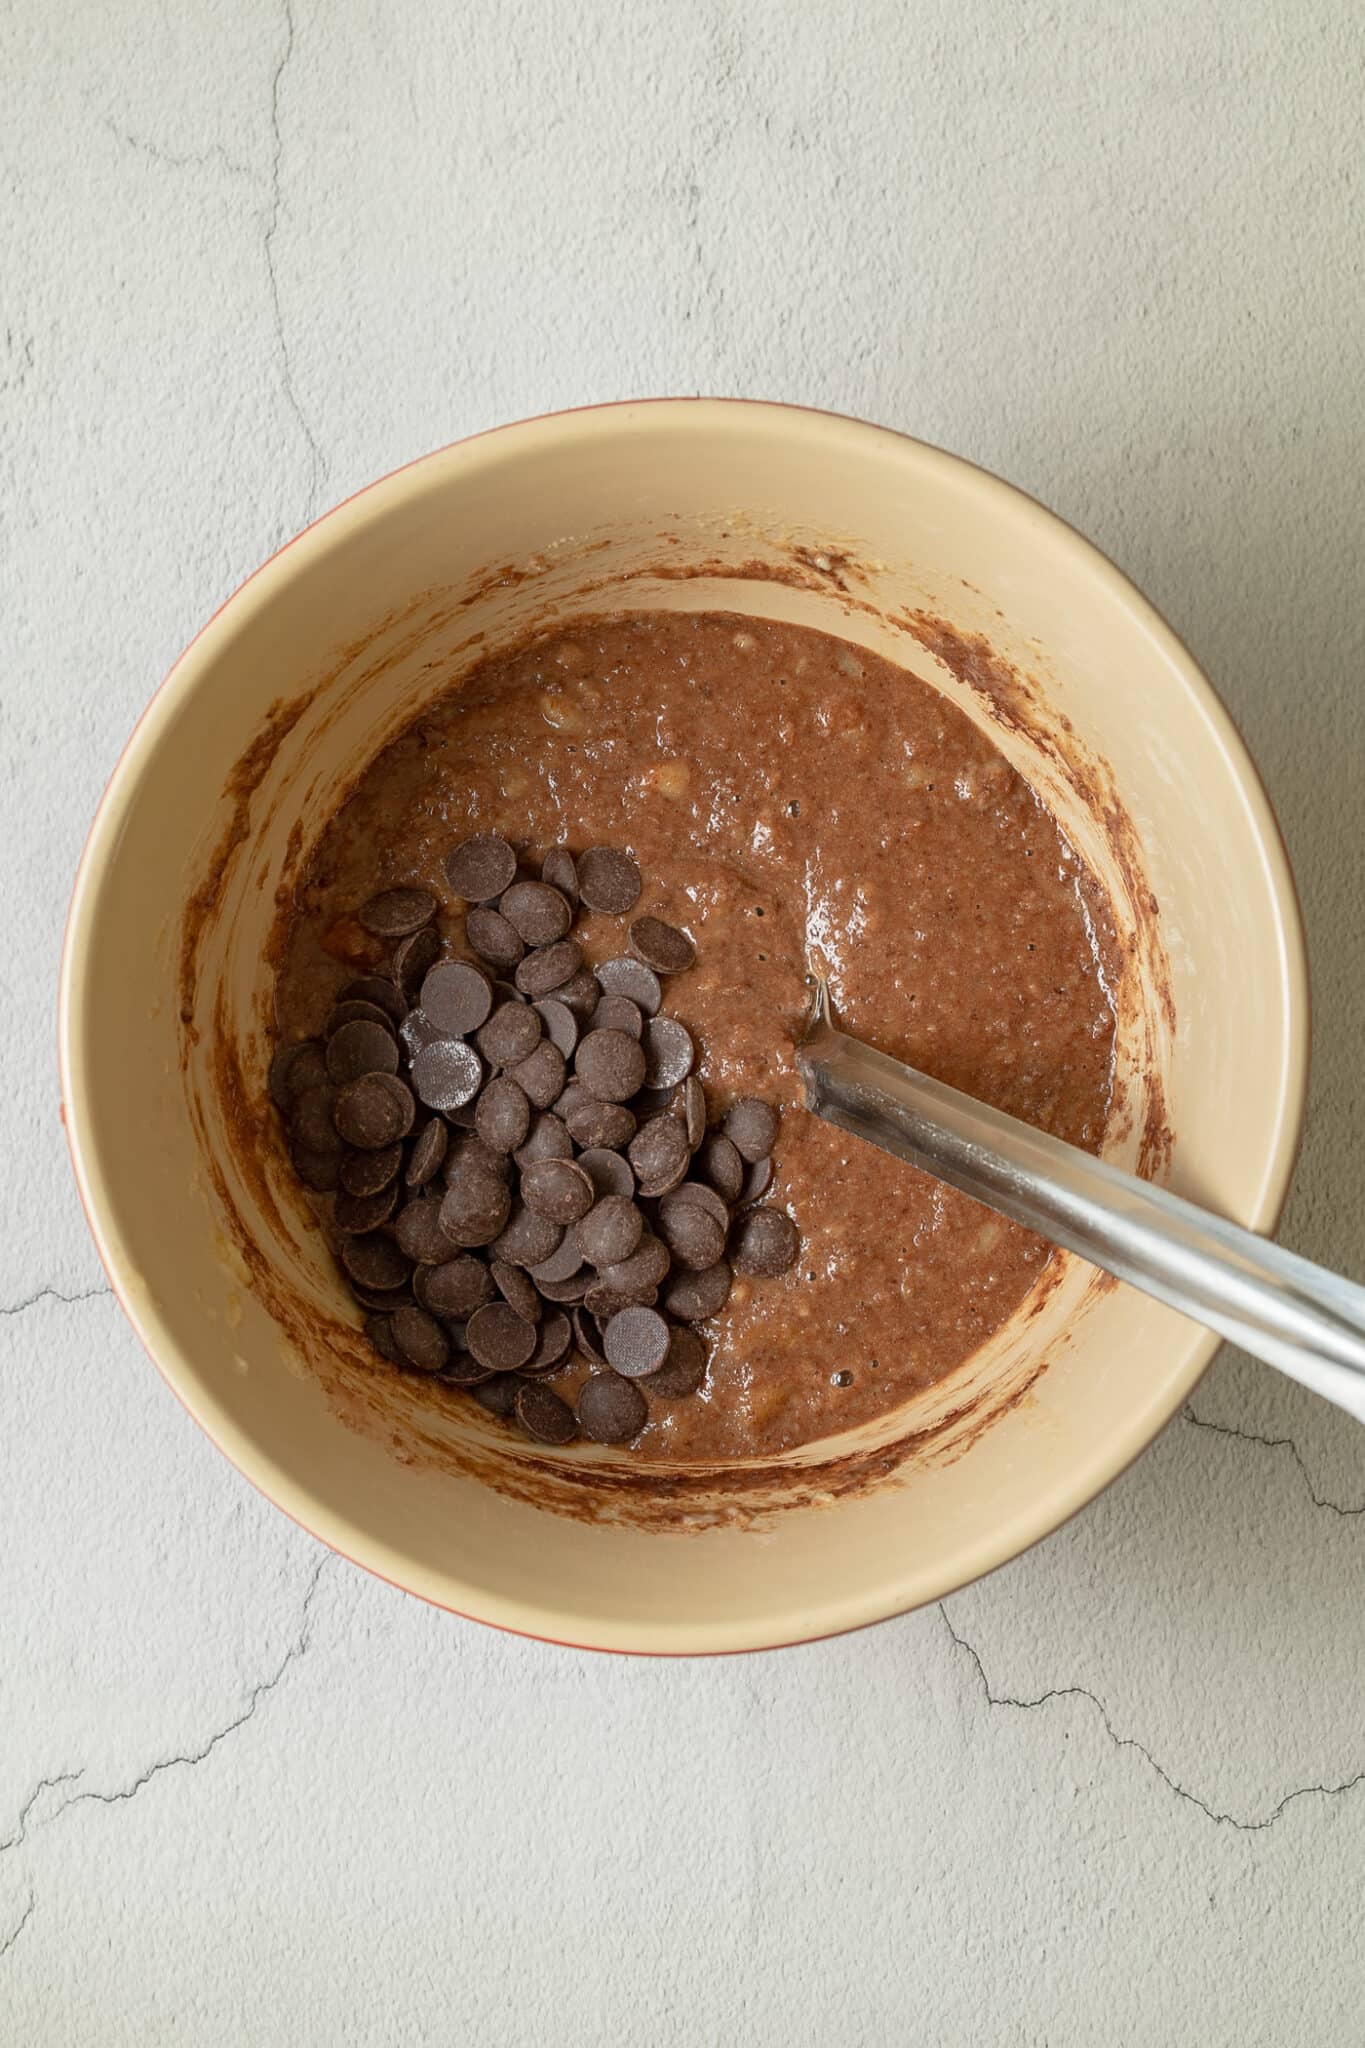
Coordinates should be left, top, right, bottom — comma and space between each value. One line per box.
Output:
61, 403, 1306, 1652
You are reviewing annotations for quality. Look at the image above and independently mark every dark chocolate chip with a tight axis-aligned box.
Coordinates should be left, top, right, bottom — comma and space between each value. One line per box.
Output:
533, 997, 579, 1058
603, 1305, 671, 1378
334, 1181, 400, 1234
541, 846, 580, 907
364, 1313, 401, 1364
404, 1116, 449, 1189
696, 1131, 745, 1202
596, 1234, 671, 1301
326, 1018, 400, 1085
521, 1311, 572, 1375
740, 1154, 774, 1204
471, 1372, 524, 1417
575, 1195, 643, 1269
394, 1196, 455, 1264
420, 960, 494, 1037
577, 1372, 647, 1444
662, 1259, 732, 1322
731, 1206, 800, 1276
272, 1040, 328, 1108
584, 1282, 654, 1318
509, 1039, 566, 1110
338, 976, 407, 1023
521, 1157, 595, 1225
475, 1002, 542, 1070
340, 1233, 412, 1292
465, 905, 526, 971
399, 1009, 445, 1061
627, 1115, 691, 1198
334, 1072, 415, 1149
391, 1304, 450, 1372
437, 1171, 511, 1248
392, 925, 442, 999
556, 967, 603, 1019
445, 1133, 513, 1184
577, 846, 642, 915
326, 999, 398, 1037
499, 880, 573, 946
513, 1111, 574, 1169
514, 937, 581, 998
576, 1147, 636, 1200
627, 915, 696, 976
444, 833, 518, 902
575, 1028, 647, 1104
290, 1144, 342, 1192
641, 1016, 695, 1090
490, 1258, 541, 1323
491, 1203, 565, 1269
572, 1305, 606, 1364
416, 1256, 494, 1320
348, 1279, 414, 1313
723, 1097, 780, 1164
586, 994, 642, 1039
657, 1196, 725, 1270
593, 956, 661, 1015
530, 1231, 586, 1286
341, 1142, 404, 1197
474, 1075, 532, 1154
467, 1301, 538, 1371
515, 1381, 578, 1444
440, 1349, 498, 1387
640, 1324, 708, 1399
411, 1037, 483, 1112
290, 1084, 343, 1154
563, 1096, 637, 1150
663, 1179, 731, 1230
358, 886, 438, 939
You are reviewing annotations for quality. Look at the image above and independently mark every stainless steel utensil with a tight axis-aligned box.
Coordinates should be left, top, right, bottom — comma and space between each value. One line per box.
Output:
797, 981, 1365, 1424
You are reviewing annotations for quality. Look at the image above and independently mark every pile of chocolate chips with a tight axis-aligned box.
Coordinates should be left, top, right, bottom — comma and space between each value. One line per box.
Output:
269, 833, 799, 1446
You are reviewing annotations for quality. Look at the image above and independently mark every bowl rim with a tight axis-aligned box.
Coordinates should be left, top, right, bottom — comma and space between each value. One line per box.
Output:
58, 396, 1311, 1656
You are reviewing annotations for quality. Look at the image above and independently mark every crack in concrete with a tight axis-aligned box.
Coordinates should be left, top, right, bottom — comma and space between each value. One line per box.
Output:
1183, 1403, 1365, 1517
0, 1284, 113, 1320
263, 0, 326, 519
102, 117, 254, 182
0, 1896, 34, 1966
0, 1557, 330, 1858
940, 1603, 1365, 1832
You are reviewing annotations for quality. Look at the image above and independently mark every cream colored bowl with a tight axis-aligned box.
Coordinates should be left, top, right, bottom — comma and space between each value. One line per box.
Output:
59, 401, 1308, 1653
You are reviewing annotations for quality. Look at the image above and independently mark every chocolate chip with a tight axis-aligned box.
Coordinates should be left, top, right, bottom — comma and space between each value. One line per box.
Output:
731, 1206, 800, 1276
491, 1203, 564, 1269
662, 1259, 732, 1322
271, 1040, 328, 1108
392, 925, 442, 999
445, 833, 518, 902
535, 1269, 590, 1304
471, 1372, 524, 1417
326, 999, 398, 1037
475, 1002, 542, 1070
404, 1116, 449, 1188
556, 967, 603, 1019
515, 1381, 578, 1444
533, 997, 579, 1058
663, 1179, 731, 1230
364, 1313, 400, 1364
575, 1028, 647, 1103
642, 1016, 694, 1089
290, 1145, 342, 1192
521, 1157, 595, 1225
596, 1234, 671, 1300
723, 1097, 780, 1163
340, 1233, 412, 1292
415, 1256, 494, 1320
740, 1154, 774, 1204
420, 960, 494, 1037
474, 1075, 532, 1154
628, 915, 696, 976
338, 976, 406, 1023
326, 1018, 400, 1085
341, 1142, 403, 1197
334, 1072, 415, 1148
437, 1171, 511, 1248
563, 1096, 637, 1150
467, 1302, 538, 1371
348, 1279, 414, 1313
334, 1181, 400, 1234
593, 956, 661, 1015
657, 1197, 725, 1271
541, 845, 580, 907
441, 1350, 498, 1387
290, 1084, 342, 1154
577, 1373, 647, 1444
513, 1111, 574, 1168
697, 1131, 744, 1202
399, 1009, 444, 1061
586, 994, 642, 1039
358, 886, 438, 938
530, 1229, 585, 1284
627, 1116, 691, 1198
576, 1147, 635, 1199
490, 1258, 541, 1323
509, 1039, 566, 1110
640, 1324, 708, 1399
575, 1195, 643, 1269
394, 1196, 455, 1264
603, 1305, 671, 1378
391, 1304, 450, 1372
499, 880, 573, 946
584, 1282, 654, 1319
577, 846, 642, 915
465, 905, 525, 971
521, 1311, 572, 1375
445, 1133, 513, 1185
572, 1305, 606, 1364
411, 1038, 483, 1112
514, 937, 581, 998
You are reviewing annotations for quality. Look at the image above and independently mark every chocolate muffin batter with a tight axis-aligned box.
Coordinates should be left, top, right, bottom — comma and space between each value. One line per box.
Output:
276, 611, 1115, 1460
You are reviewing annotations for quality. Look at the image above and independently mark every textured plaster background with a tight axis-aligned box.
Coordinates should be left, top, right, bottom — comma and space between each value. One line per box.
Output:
4, 2, 1365, 2040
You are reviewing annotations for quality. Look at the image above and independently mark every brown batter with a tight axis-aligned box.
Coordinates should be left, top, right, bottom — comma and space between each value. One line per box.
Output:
276, 611, 1115, 1460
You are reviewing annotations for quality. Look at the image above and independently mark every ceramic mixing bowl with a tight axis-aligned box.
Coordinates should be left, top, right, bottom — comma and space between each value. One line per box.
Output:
59, 401, 1308, 1652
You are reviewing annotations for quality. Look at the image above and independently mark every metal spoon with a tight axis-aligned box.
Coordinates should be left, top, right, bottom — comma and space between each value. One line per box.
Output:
796, 981, 1365, 1425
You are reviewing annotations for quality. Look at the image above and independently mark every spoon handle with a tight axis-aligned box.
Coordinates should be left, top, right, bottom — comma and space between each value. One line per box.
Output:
797, 992, 1365, 1424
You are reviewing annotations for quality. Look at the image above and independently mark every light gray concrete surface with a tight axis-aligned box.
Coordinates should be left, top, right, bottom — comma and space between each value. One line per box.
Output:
4, 3, 1365, 2040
